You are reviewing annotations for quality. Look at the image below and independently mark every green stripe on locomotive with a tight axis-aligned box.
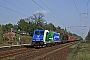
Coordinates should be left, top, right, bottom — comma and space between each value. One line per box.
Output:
46, 31, 55, 44
40, 30, 55, 45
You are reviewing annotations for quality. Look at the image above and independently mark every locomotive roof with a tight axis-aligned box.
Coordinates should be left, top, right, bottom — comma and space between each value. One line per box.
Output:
34, 30, 45, 31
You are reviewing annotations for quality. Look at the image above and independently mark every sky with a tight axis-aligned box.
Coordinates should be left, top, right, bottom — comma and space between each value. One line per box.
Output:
0, 0, 90, 39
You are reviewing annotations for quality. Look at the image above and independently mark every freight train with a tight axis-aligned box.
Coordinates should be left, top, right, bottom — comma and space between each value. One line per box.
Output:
31, 30, 80, 47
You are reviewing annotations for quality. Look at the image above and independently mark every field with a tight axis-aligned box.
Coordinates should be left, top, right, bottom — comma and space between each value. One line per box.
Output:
67, 41, 90, 60
0, 35, 32, 46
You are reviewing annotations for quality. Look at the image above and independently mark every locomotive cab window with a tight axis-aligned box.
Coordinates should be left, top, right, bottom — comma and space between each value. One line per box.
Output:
40, 31, 44, 35
34, 31, 39, 35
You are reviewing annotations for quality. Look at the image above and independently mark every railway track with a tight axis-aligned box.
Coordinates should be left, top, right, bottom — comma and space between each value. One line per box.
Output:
26, 41, 78, 60
0, 41, 79, 60
0, 47, 36, 60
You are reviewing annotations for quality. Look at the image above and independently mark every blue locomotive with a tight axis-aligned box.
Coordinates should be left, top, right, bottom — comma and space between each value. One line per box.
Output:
31, 30, 61, 47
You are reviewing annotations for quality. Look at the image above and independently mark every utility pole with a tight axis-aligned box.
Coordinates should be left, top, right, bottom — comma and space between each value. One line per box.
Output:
80, 13, 88, 42
66, 13, 87, 42
66, 26, 86, 40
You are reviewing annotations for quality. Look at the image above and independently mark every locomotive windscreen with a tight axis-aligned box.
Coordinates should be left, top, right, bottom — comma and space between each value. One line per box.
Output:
34, 30, 44, 35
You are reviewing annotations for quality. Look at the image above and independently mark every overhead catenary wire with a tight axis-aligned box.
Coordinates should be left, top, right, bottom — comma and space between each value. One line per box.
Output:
71, 0, 89, 39
32, 0, 67, 27
72, 0, 89, 27
0, 4, 27, 16
39, 0, 68, 27
3, 0, 32, 15
73, 0, 80, 15
70, 0, 81, 27
86, 0, 89, 34
66, 0, 82, 35
87, 0, 89, 16
2, 0, 66, 27
3, 0, 68, 27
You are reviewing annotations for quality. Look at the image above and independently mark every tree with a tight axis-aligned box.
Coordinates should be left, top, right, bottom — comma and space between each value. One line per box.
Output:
2, 23, 13, 32
31, 13, 46, 29
17, 19, 29, 32
17, 13, 46, 35
13, 25, 18, 31
57, 26, 61, 30
56, 26, 62, 33
0, 26, 3, 43
47, 23, 56, 31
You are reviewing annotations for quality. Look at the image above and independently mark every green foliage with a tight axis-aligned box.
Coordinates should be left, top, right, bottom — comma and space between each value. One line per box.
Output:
44, 23, 56, 31
17, 13, 46, 35
0, 13, 80, 46
1, 13, 69, 37
0, 26, 3, 44
15, 33, 20, 37
20, 35, 32, 44
48, 23, 56, 31
2, 23, 13, 32
18, 19, 28, 31
67, 43, 90, 60
68, 32, 73, 36
13, 25, 19, 31
0, 26, 8, 46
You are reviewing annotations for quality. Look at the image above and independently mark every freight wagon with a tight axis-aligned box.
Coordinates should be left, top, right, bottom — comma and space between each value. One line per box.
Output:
61, 34, 68, 43
68, 36, 80, 42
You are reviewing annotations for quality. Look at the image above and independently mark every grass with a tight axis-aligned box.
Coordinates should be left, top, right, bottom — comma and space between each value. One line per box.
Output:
20, 35, 32, 44
0, 44, 11, 46
0, 35, 32, 46
67, 41, 90, 60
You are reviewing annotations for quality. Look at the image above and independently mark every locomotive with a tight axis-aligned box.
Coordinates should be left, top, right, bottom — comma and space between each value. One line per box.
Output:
31, 30, 80, 47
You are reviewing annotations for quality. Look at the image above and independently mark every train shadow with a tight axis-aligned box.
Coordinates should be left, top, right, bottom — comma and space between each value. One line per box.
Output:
23, 45, 43, 49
